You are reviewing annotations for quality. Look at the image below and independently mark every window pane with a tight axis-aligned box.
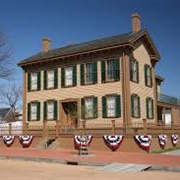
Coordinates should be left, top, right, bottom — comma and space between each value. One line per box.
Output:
65, 67, 73, 86
85, 98, 93, 118
85, 63, 93, 83
31, 73, 38, 90
47, 70, 54, 88
107, 96, 116, 117
47, 101, 54, 119
31, 103, 37, 120
107, 60, 115, 80
148, 99, 153, 118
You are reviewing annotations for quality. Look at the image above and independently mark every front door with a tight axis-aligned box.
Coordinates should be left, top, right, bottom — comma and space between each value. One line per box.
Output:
62, 101, 78, 127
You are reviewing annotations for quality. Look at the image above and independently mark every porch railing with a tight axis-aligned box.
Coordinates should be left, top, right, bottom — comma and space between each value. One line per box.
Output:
157, 93, 180, 106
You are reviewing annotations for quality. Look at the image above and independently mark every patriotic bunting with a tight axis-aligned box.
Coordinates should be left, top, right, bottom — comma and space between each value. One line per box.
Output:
74, 135, 93, 149
158, 134, 167, 149
19, 135, 34, 148
3, 135, 15, 147
171, 134, 178, 146
134, 135, 152, 151
103, 135, 124, 151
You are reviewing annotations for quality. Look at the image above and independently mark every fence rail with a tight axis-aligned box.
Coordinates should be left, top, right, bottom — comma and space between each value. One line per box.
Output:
0, 121, 180, 137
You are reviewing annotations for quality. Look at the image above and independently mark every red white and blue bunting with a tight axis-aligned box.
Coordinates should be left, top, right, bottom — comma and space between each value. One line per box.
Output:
74, 135, 93, 149
171, 134, 178, 146
158, 134, 167, 149
3, 135, 15, 147
103, 135, 124, 151
134, 135, 152, 151
19, 135, 34, 148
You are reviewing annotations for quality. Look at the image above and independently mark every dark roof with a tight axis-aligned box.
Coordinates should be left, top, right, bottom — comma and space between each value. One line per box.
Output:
18, 30, 148, 66
155, 75, 164, 82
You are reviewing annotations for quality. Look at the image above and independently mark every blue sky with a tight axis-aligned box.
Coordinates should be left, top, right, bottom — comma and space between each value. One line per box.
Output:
0, 0, 180, 97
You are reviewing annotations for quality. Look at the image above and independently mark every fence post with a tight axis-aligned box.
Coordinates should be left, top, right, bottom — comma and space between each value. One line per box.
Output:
82, 120, 86, 135
43, 120, 47, 137
55, 121, 60, 138
142, 118, 147, 135
111, 119, 115, 135
9, 123, 12, 135
26, 123, 29, 134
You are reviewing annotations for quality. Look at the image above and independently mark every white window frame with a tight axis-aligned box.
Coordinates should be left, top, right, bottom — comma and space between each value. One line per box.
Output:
47, 101, 54, 120
47, 70, 54, 88
65, 67, 73, 86
107, 96, 116, 117
131, 60, 138, 82
106, 60, 116, 80
31, 72, 38, 90
84, 98, 94, 118
85, 63, 93, 84
31, 102, 38, 120
147, 98, 153, 119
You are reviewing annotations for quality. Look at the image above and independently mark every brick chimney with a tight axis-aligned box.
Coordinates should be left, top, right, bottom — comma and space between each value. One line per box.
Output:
132, 13, 141, 32
42, 38, 51, 52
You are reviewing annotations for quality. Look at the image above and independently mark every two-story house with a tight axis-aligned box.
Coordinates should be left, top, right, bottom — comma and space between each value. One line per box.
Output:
18, 14, 180, 131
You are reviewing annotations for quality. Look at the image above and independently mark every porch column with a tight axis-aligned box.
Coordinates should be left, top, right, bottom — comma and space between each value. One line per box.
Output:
122, 51, 131, 134
162, 107, 166, 125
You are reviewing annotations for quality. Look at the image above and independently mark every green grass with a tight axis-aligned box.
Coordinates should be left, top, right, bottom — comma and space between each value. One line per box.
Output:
151, 146, 180, 154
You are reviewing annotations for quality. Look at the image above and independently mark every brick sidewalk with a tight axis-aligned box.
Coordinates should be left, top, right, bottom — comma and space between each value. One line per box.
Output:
0, 148, 180, 167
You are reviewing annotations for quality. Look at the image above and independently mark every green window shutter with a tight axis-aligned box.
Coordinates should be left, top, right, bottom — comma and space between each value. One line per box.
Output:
37, 72, 41, 91
93, 62, 97, 84
37, 102, 41, 121
80, 64, 85, 85
152, 99, 154, 119
27, 73, 31, 91
93, 97, 98, 118
54, 100, 57, 120
81, 98, 85, 119
144, 65, 148, 86
61, 68, 65, 88
54, 69, 58, 89
150, 67, 152, 87
115, 59, 120, 80
129, 59, 133, 81
138, 96, 141, 118
44, 71, 47, 89
115, 95, 121, 117
44, 101, 47, 120
102, 96, 107, 118
73, 66, 77, 86
136, 61, 139, 83
27, 103, 31, 121
101, 61, 106, 83
131, 95, 134, 117
146, 98, 149, 119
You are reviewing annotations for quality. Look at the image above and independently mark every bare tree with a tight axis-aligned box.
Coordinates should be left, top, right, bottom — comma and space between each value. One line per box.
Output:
0, 32, 14, 79
0, 83, 22, 111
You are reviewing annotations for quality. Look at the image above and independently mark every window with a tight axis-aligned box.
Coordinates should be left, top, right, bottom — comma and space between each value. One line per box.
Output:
101, 59, 120, 83
130, 58, 139, 83
44, 69, 58, 89
28, 72, 41, 91
27, 102, 40, 121
44, 100, 57, 120
131, 94, 140, 118
80, 62, 97, 85
81, 97, 98, 119
144, 65, 152, 87
146, 97, 154, 119
61, 66, 76, 87
102, 95, 121, 118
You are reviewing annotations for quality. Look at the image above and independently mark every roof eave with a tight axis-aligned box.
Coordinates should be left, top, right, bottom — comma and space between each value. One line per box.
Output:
18, 42, 134, 68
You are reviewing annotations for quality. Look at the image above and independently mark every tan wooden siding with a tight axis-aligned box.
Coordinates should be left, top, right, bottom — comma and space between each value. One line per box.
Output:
25, 58, 123, 126
172, 107, 180, 126
130, 44, 155, 123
